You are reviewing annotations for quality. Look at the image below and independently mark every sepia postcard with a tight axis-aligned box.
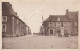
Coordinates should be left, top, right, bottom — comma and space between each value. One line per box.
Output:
0, 0, 80, 51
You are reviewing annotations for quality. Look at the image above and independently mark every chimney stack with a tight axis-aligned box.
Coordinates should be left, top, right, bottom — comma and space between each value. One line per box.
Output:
66, 9, 68, 14
66, 9, 69, 14
66, 9, 69, 16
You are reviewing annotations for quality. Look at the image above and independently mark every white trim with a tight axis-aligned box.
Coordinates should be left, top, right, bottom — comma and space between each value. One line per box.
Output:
2, 24, 6, 32
2, 16, 7, 22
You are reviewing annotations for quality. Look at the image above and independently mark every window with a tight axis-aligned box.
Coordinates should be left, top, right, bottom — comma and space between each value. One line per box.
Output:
56, 22, 61, 28
56, 29, 61, 33
50, 22, 53, 26
2, 16, 7, 22
63, 22, 69, 28
49, 22, 54, 27
2, 24, 6, 32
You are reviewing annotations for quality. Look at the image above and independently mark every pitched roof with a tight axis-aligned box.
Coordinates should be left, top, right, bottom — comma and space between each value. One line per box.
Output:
2, 2, 28, 27
2, 2, 17, 17
68, 11, 78, 21
68, 11, 78, 15
45, 15, 71, 22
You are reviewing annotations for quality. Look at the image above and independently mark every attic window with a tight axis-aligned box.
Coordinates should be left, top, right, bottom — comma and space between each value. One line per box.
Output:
57, 17, 60, 21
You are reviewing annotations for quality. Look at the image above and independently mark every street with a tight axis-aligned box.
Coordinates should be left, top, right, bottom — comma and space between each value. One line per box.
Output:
2, 34, 78, 49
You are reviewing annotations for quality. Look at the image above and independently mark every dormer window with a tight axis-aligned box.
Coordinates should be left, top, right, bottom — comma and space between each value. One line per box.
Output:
2, 16, 7, 22
57, 17, 60, 21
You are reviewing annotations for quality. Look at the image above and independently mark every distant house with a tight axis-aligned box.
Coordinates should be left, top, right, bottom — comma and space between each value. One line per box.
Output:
2, 2, 31, 37
40, 9, 78, 36
28, 27, 32, 34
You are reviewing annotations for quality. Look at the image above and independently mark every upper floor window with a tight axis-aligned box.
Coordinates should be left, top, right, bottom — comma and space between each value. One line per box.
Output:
2, 16, 7, 22
56, 22, 61, 28
49, 22, 54, 27
63, 22, 68, 28
2, 24, 6, 32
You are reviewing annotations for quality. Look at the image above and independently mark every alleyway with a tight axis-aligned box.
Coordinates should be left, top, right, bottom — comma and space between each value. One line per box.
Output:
2, 35, 78, 49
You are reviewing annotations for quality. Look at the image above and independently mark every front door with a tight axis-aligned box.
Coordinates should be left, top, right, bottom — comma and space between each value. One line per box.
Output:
50, 29, 53, 35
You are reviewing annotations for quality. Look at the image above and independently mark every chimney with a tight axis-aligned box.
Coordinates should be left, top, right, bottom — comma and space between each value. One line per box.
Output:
65, 9, 69, 16
66, 9, 69, 13
66, 9, 69, 14
66, 9, 70, 19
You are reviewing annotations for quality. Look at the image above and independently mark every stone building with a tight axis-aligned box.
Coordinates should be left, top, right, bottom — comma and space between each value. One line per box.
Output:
40, 9, 78, 36
2, 2, 31, 37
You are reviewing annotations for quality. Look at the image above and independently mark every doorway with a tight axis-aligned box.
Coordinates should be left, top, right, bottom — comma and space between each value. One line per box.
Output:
50, 29, 53, 35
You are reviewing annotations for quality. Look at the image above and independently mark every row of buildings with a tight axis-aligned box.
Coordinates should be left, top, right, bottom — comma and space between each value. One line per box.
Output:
2, 2, 31, 37
39, 9, 78, 36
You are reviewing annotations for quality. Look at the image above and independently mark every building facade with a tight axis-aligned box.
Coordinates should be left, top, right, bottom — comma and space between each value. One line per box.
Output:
40, 9, 78, 36
2, 2, 31, 37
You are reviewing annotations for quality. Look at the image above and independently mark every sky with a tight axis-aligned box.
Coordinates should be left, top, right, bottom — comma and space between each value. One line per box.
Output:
9, 0, 79, 33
